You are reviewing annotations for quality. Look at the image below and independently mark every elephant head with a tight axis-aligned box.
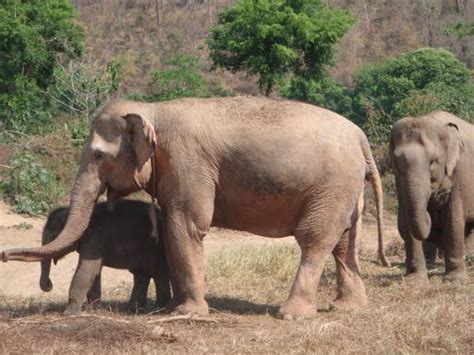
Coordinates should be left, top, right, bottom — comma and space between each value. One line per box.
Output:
389, 113, 464, 241
2, 101, 157, 262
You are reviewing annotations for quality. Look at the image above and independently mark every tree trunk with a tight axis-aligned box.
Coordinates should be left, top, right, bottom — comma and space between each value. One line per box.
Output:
265, 82, 272, 97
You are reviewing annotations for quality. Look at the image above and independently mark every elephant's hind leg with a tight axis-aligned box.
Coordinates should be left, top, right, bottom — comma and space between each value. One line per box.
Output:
331, 194, 368, 310
154, 233, 172, 308
154, 274, 171, 309
277, 195, 355, 320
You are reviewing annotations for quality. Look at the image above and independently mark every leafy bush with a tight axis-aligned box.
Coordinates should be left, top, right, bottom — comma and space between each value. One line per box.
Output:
68, 118, 91, 147
352, 48, 473, 143
445, 21, 474, 39
149, 53, 207, 101
130, 53, 229, 102
207, 0, 354, 96
0, 151, 64, 215
281, 74, 354, 118
0, 1, 83, 133
1, 77, 51, 134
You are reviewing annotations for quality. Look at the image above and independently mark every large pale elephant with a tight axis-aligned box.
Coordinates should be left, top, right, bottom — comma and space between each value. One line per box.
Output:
2, 96, 389, 320
389, 112, 474, 283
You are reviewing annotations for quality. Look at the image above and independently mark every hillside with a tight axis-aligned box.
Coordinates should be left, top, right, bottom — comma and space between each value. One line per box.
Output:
72, 0, 474, 95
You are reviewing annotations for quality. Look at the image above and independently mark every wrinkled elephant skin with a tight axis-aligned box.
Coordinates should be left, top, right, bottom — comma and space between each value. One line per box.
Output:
40, 200, 171, 314
390, 112, 474, 283
2, 97, 389, 319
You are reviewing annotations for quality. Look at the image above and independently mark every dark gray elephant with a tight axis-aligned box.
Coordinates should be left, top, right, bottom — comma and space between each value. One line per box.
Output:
389, 112, 474, 283
40, 200, 171, 315
2, 96, 389, 320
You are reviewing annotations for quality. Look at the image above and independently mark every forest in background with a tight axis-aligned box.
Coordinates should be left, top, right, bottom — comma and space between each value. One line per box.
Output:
0, 0, 473, 215
71, 0, 474, 94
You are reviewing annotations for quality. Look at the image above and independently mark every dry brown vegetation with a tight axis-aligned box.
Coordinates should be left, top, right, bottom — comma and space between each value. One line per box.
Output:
1, 220, 473, 353
71, 0, 474, 96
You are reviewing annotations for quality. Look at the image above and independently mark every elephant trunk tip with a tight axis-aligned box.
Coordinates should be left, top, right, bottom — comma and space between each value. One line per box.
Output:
0, 249, 45, 262
40, 278, 53, 292
378, 249, 391, 268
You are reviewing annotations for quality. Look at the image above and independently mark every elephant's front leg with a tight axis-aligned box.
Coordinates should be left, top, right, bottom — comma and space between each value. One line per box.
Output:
422, 240, 438, 271
86, 273, 102, 307
65, 257, 102, 315
164, 209, 211, 315
442, 195, 467, 283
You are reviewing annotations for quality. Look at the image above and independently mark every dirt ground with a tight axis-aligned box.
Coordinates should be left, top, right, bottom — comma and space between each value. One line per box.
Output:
0, 200, 472, 353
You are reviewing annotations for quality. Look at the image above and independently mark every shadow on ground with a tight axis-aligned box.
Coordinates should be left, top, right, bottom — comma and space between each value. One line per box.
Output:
207, 295, 278, 316
0, 299, 157, 318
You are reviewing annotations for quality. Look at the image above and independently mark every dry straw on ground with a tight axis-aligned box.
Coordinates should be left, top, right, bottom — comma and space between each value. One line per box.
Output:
1, 241, 473, 353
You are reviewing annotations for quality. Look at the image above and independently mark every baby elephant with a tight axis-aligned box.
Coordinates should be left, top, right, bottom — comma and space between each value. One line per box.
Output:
40, 200, 171, 315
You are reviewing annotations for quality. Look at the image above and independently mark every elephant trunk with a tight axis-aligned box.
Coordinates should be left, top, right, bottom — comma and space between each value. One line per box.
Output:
401, 175, 432, 241
2, 161, 103, 262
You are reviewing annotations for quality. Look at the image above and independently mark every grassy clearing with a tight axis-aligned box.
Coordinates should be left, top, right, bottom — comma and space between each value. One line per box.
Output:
1, 242, 473, 353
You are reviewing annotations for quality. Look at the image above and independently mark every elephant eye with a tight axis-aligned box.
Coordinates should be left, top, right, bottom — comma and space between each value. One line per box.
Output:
93, 150, 104, 161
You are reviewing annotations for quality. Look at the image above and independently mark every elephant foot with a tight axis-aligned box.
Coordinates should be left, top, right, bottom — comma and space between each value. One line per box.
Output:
126, 301, 147, 314
330, 294, 368, 311
151, 302, 167, 313
173, 299, 209, 316
155, 294, 172, 310
403, 272, 429, 287
277, 299, 317, 321
443, 269, 468, 284
63, 303, 82, 316
425, 260, 437, 272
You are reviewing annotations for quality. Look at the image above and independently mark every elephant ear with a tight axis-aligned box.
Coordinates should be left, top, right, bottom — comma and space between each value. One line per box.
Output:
445, 122, 464, 177
123, 113, 157, 169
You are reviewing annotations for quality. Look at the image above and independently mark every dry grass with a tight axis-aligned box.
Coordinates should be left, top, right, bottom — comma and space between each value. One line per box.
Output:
1, 243, 473, 353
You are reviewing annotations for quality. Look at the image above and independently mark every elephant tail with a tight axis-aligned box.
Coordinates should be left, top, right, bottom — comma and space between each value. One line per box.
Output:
364, 144, 391, 268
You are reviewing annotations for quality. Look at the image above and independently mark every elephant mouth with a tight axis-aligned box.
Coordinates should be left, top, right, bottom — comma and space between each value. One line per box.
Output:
430, 182, 451, 207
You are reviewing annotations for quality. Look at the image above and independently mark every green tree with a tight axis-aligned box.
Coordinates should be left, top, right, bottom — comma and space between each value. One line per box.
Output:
130, 52, 229, 102
352, 48, 473, 144
207, 0, 354, 96
0, 0, 83, 133
148, 53, 207, 101
446, 21, 474, 39
281, 74, 353, 118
